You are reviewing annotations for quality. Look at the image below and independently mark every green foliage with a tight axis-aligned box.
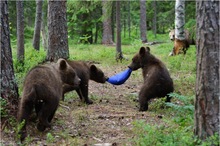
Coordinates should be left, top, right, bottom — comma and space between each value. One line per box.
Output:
132, 93, 196, 145
16, 119, 26, 142
13, 44, 46, 88
46, 133, 55, 143
79, 34, 92, 44
200, 133, 220, 146
0, 97, 7, 118
132, 120, 194, 146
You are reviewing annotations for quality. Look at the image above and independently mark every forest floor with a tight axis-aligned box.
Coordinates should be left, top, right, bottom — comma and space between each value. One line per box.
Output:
1, 64, 166, 146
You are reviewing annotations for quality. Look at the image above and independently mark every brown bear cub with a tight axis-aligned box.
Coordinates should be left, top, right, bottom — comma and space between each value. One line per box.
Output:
128, 47, 174, 111
18, 59, 80, 142
63, 60, 107, 104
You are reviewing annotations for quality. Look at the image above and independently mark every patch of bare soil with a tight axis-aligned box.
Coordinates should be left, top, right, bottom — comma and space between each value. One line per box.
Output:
1, 64, 165, 146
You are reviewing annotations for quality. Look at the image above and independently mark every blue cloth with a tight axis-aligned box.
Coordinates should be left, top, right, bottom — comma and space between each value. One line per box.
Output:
107, 68, 132, 85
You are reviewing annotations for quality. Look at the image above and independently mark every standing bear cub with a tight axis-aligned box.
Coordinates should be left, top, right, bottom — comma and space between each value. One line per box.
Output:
128, 47, 174, 111
63, 60, 107, 104
18, 59, 80, 142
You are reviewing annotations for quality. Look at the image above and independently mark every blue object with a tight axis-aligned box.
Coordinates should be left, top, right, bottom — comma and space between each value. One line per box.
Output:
107, 68, 132, 85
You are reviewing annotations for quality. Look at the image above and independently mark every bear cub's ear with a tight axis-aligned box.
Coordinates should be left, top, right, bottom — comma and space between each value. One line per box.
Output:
90, 64, 97, 72
139, 47, 146, 56
57, 58, 67, 70
146, 46, 150, 52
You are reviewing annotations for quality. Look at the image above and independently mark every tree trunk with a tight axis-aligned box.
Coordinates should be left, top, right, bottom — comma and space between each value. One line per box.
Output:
111, 2, 115, 42
41, 0, 48, 50
1, 1, 19, 117
140, 0, 147, 43
152, 0, 157, 38
32, 0, 43, 51
41, 12, 48, 50
128, 1, 131, 39
175, 0, 185, 40
115, 1, 123, 61
170, 0, 188, 56
16, 0, 24, 62
102, 0, 114, 45
195, 1, 219, 141
47, 0, 69, 62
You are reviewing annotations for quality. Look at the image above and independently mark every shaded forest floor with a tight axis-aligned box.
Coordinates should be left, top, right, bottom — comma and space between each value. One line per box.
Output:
1, 64, 166, 146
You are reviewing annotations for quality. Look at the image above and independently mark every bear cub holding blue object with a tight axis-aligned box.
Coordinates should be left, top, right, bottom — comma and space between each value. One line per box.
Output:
129, 46, 174, 111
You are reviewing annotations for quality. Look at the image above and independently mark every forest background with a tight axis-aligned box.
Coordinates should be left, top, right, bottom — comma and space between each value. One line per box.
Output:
1, 1, 219, 145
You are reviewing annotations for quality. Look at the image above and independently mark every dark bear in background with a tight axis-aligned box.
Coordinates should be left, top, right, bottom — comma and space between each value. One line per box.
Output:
63, 60, 107, 104
18, 59, 80, 142
128, 47, 174, 111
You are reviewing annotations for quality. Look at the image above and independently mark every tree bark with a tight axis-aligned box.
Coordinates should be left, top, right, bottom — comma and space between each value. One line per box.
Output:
128, 1, 131, 39
195, 1, 219, 140
170, 0, 188, 56
175, 0, 185, 40
102, 0, 114, 45
140, 0, 147, 43
32, 0, 43, 51
1, 1, 19, 117
47, 0, 69, 62
41, 0, 48, 50
152, 0, 157, 38
16, 0, 24, 62
115, 1, 123, 61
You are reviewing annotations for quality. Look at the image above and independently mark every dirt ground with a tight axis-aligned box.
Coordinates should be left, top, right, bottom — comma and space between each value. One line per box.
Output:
1, 64, 165, 146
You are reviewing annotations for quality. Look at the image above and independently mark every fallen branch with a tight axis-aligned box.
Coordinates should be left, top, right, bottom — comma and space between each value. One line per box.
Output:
59, 104, 70, 111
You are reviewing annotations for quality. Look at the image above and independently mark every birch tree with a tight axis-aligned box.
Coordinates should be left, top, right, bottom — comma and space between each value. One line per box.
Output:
169, 0, 188, 56
175, 0, 185, 40
195, 0, 219, 141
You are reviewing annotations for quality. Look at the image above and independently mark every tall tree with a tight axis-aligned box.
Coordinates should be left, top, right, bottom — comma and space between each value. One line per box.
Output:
152, 0, 157, 38
128, 1, 131, 39
47, 0, 69, 61
1, 1, 19, 117
175, 0, 185, 41
140, 0, 147, 43
195, 0, 219, 141
16, 1, 24, 62
102, 0, 114, 45
169, 0, 187, 56
32, 0, 43, 51
41, 0, 48, 50
115, 1, 123, 61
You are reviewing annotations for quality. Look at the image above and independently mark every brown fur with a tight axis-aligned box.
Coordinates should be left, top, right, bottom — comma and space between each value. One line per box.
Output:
17, 59, 80, 142
128, 47, 174, 111
63, 60, 107, 104
170, 38, 190, 56
169, 29, 195, 56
